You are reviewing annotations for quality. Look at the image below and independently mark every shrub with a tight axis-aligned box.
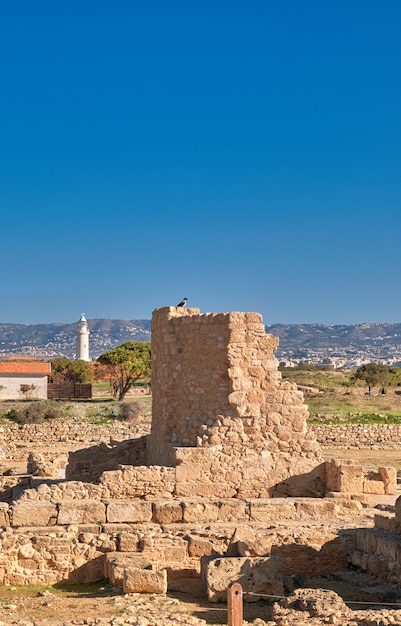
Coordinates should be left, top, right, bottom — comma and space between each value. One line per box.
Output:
119, 400, 149, 423
9, 401, 65, 424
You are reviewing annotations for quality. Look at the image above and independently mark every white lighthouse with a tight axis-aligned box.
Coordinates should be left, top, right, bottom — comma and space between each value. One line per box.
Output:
76, 314, 90, 361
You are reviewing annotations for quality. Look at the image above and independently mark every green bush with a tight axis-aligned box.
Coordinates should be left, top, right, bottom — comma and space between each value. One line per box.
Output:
8, 401, 65, 424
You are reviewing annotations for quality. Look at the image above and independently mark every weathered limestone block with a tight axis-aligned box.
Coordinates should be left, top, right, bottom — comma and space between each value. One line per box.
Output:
273, 589, 352, 623
182, 500, 220, 523
152, 500, 183, 524
58, 500, 106, 525
187, 535, 216, 558
12, 501, 57, 527
227, 526, 273, 558
379, 466, 397, 495
363, 478, 385, 495
203, 555, 283, 602
106, 500, 152, 523
123, 566, 167, 594
118, 532, 140, 552
248, 499, 296, 522
325, 459, 363, 493
104, 552, 151, 586
295, 498, 336, 517
218, 499, 247, 521
139, 537, 188, 564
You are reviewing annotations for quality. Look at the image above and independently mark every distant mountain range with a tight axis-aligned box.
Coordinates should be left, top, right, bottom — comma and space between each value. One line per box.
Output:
0, 319, 151, 360
266, 323, 401, 364
0, 319, 401, 365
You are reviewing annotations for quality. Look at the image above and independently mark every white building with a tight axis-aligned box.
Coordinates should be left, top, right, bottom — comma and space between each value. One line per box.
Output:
0, 360, 51, 400
76, 314, 90, 361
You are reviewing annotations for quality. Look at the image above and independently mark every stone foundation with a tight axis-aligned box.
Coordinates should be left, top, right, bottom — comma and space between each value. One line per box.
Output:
0, 493, 362, 587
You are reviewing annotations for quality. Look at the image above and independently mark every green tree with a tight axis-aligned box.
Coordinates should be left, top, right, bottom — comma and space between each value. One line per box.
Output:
97, 341, 151, 401
353, 362, 390, 395
50, 358, 93, 384
389, 366, 401, 388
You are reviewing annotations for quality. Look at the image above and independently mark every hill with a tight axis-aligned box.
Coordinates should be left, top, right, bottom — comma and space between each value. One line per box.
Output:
267, 322, 401, 365
0, 319, 151, 360
0, 319, 401, 365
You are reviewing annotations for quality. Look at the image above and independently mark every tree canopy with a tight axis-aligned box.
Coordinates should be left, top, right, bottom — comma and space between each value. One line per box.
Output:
96, 341, 151, 401
353, 362, 391, 395
50, 358, 93, 384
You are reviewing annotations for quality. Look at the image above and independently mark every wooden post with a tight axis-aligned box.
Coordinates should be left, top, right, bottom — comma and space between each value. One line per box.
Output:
228, 582, 243, 626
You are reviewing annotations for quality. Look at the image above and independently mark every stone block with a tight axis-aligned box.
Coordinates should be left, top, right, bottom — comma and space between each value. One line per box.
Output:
378, 467, 397, 495
295, 498, 336, 517
106, 500, 152, 523
182, 500, 220, 523
104, 552, 151, 587
227, 525, 273, 557
160, 545, 188, 563
123, 567, 167, 594
218, 499, 247, 521
203, 555, 283, 602
12, 501, 57, 527
363, 479, 385, 495
248, 499, 296, 522
58, 500, 106, 525
187, 535, 216, 558
152, 500, 183, 524
118, 532, 140, 552
325, 459, 363, 493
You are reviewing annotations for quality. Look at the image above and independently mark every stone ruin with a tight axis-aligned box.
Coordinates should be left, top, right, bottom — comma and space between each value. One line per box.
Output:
148, 306, 322, 497
67, 307, 395, 498
0, 306, 400, 606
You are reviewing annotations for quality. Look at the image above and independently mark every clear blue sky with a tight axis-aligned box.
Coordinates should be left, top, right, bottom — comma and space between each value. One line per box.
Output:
1, 1, 400, 325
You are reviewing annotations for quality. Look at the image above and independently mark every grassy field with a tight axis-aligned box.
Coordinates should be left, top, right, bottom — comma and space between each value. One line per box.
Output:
281, 366, 401, 424
1, 368, 400, 427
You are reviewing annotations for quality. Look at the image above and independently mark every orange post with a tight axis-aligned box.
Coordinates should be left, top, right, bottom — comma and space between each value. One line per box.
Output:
228, 582, 243, 626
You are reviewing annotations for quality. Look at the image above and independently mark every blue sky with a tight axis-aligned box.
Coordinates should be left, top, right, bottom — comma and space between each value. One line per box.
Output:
1, 1, 400, 325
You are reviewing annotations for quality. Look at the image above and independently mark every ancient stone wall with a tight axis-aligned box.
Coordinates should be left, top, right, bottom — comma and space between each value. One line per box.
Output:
0, 482, 364, 586
65, 437, 147, 483
147, 307, 321, 496
310, 423, 401, 448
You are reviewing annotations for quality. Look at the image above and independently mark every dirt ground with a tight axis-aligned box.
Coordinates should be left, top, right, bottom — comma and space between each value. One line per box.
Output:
322, 447, 401, 471
0, 580, 278, 624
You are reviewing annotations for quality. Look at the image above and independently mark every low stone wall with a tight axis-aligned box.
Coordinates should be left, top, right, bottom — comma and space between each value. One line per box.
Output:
3, 492, 363, 528
0, 497, 361, 586
309, 423, 401, 448
0, 421, 141, 447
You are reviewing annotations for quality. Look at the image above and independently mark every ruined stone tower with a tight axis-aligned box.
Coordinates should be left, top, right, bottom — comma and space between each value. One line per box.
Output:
147, 307, 322, 498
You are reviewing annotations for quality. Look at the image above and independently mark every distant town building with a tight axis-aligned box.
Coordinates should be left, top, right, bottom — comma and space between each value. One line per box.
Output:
76, 314, 90, 361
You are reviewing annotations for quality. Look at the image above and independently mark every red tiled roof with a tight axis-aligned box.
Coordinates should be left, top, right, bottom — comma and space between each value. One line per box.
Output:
0, 362, 51, 375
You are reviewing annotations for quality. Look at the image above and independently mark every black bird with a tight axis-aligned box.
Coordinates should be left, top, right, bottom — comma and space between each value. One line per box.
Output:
176, 297, 187, 307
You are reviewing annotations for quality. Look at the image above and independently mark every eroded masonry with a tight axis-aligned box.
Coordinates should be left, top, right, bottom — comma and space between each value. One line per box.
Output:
0, 307, 399, 602
147, 306, 322, 497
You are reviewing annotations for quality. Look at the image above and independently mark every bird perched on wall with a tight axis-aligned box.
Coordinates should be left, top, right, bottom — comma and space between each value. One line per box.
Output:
176, 297, 187, 307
